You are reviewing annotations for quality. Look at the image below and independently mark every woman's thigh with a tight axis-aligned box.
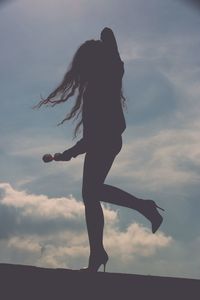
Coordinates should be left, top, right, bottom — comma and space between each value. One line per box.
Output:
83, 152, 115, 188
82, 139, 122, 199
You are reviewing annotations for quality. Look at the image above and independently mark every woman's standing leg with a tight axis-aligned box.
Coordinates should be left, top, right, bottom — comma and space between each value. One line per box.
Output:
82, 148, 118, 269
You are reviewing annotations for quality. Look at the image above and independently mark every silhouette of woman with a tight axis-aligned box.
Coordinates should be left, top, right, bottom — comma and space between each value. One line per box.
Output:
36, 28, 164, 272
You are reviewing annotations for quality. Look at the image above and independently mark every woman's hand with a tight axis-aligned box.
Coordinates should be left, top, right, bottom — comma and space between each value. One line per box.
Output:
54, 149, 73, 161
100, 27, 114, 41
100, 27, 118, 48
100, 27, 120, 60
53, 153, 64, 161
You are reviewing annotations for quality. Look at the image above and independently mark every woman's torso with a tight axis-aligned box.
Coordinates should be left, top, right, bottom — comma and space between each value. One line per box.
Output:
82, 54, 126, 148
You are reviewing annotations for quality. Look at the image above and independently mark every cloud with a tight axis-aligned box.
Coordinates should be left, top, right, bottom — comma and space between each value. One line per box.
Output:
0, 182, 171, 270
110, 123, 200, 194
0, 182, 84, 219
104, 222, 172, 262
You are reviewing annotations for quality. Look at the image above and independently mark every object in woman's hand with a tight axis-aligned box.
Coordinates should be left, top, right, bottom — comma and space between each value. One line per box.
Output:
42, 154, 53, 163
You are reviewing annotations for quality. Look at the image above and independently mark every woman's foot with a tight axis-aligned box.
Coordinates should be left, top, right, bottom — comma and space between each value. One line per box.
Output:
80, 250, 109, 272
139, 200, 165, 233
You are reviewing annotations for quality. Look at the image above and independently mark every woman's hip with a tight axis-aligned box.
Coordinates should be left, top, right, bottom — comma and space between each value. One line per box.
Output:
86, 135, 122, 156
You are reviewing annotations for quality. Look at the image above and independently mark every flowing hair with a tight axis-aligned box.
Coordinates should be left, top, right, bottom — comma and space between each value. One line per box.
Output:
34, 39, 126, 138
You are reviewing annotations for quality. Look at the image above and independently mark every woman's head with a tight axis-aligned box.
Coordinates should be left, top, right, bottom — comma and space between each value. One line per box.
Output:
71, 39, 103, 83
34, 38, 125, 138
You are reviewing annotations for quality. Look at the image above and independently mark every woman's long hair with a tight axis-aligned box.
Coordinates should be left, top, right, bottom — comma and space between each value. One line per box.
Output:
34, 39, 126, 138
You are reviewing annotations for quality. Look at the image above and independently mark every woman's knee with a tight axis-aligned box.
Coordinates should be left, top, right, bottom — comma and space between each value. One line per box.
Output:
82, 186, 93, 204
82, 185, 101, 204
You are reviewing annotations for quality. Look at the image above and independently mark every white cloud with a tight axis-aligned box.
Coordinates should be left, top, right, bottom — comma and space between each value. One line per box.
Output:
8, 235, 41, 253
0, 182, 84, 220
111, 126, 200, 192
104, 222, 172, 262
0, 182, 171, 270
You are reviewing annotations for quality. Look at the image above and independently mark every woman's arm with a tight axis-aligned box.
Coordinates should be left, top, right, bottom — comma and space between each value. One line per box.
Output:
100, 27, 120, 58
42, 138, 87, 163
62, 138, 86, 158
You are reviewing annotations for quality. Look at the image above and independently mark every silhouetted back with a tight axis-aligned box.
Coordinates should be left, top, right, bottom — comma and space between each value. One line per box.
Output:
82, 41, 126, 146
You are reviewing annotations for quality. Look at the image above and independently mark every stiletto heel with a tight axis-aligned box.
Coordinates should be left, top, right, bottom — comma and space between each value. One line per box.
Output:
155, 204, 165, 211
103, 263, 106, 272
151, 201, 165, 233
103, 258, 108, 272
80, 251, 109, 272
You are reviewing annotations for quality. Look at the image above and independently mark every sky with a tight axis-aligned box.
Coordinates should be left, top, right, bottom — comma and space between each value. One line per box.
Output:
0, 0, 200, 279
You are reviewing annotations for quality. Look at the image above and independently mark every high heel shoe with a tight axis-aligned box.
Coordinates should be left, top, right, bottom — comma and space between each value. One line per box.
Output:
142, 200, 165, 234
80, 251, 109, 272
